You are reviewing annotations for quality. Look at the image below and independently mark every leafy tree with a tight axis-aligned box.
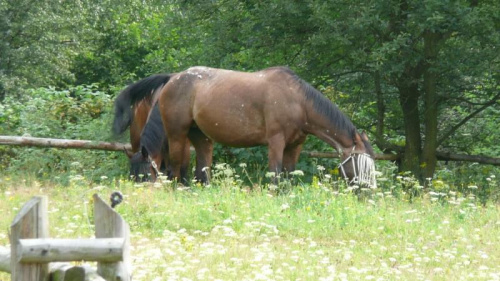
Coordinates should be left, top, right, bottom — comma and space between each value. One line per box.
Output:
0, 0, 96, 97
354, 0, 500, 180
71, 0, 203, 86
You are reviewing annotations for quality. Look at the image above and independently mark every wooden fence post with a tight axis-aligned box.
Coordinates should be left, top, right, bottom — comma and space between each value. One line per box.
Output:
93, 194, 131, 281
10, 196, 49, 281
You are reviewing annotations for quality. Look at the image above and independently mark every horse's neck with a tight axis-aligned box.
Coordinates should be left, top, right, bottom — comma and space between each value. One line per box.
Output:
304, 105, 354, 153
141, 134, 163, 156
140, 106, 165, 156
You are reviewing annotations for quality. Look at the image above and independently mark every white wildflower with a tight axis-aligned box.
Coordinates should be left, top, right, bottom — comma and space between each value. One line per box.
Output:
281, 203, 290, 211
289, 170, 304, 176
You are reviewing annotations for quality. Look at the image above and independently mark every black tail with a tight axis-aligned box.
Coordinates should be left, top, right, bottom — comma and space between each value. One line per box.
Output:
112, 74, 172, 135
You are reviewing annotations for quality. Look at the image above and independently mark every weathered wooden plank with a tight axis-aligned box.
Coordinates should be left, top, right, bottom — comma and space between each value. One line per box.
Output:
18, 238, 124, 263
3, 135, 500, 165
49, 263, 106, 281
0, 246, 10, 273
0, 136, 131, 152
10, 196, 49, 281
93, 194, 131, 281
49, 263, 80, 281
80, 264, 107, 281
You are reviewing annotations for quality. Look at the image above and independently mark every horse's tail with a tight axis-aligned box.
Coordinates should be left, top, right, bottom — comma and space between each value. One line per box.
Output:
112, 74, 172, 135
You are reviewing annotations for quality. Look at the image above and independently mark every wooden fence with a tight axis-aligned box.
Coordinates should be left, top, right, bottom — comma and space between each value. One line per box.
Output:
1, 135, 500, 165
0, 194, 130, 281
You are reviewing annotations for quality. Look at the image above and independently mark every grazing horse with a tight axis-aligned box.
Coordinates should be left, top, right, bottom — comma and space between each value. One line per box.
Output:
112, 73, 204, 183
129, 101, 193, 183
159, 66, 377, 187
112, 74, 181, 181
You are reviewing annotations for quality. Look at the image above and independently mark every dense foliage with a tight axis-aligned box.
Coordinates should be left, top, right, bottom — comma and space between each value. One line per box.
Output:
1, 0, 499, 196
0, 86, 127, 181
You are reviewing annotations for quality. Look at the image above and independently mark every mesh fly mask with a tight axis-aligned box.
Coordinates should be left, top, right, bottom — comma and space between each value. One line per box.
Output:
338, 146, 377, 188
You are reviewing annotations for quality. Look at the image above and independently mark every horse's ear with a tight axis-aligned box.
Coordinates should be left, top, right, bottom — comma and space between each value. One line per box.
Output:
360, 131, 370, 142
141, 146, 149, 158
124, 148, 134, 159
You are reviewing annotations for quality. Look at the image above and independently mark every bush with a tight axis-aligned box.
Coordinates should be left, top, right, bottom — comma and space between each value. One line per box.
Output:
0, 85, 128, 183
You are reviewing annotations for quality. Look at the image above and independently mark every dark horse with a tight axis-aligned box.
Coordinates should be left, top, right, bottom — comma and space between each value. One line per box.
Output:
159, 66, 377, 187
112, 73, 201, 183
112, 74, 184, 181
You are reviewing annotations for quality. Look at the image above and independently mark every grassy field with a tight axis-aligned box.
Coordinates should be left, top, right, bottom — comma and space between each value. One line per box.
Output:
0, 170, 499, 280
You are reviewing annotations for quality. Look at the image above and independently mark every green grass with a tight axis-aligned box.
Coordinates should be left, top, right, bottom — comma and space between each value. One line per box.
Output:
0, 172, 499, 280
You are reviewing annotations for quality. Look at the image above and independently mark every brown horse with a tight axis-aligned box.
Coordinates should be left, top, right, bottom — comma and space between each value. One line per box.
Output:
158, 66, 377, 187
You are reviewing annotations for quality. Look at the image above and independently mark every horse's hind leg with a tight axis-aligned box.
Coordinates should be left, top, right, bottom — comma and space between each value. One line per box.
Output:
161, 139, 190, 185
166, 133, 190, 185
160, 86, 193, 185
283, 143, 304, 173
188, 128, 213, 185
180, 139, 192, 185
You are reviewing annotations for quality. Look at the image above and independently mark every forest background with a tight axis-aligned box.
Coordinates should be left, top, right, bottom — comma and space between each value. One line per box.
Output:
0, 0, 499, 199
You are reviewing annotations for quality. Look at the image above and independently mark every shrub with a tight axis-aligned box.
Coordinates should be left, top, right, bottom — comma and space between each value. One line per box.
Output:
0, 85, 128, 183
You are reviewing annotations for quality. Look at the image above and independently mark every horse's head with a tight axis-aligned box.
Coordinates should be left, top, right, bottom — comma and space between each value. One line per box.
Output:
338, 131, 377, 188
129, 146, 158, 182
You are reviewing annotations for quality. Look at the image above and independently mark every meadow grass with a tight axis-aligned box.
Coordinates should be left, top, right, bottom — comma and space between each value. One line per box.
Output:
0, 169, 499, 280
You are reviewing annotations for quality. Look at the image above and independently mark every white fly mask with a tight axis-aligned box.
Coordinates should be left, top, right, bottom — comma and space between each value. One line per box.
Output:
338, 151, 377, 188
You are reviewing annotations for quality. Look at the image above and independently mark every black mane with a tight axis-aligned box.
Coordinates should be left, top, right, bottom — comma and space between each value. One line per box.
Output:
276, 67, 357, 139
112, 73, 172, 135
140, 102, 166, 156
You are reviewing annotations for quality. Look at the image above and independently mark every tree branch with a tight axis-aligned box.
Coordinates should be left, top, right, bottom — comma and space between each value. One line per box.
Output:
438, 91, 500, 146
443, 95, 497, 106
436, 151, 500, 166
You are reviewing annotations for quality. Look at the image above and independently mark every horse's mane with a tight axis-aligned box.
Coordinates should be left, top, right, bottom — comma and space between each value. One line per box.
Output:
112, 73, 172, 135
361, 136, 375, 156
140, 102, 166, 156
272, 67, 357, 139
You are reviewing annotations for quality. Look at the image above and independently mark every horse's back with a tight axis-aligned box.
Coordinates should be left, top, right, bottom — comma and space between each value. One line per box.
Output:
161, 66, 307, 147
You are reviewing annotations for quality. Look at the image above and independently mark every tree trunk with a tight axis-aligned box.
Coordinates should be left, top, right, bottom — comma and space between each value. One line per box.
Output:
374, 71, 389, 152
422, 31, 440, 180
398, 82, 423, 179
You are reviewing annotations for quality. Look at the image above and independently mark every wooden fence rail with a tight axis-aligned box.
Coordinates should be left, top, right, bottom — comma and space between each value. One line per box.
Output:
0, 136, 131, 151
0, 246, 9, 274
1, 135, 499, 165
0, 194, 131, 281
